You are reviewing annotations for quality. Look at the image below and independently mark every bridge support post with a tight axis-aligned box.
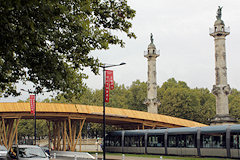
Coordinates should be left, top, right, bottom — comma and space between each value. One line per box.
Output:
47, 121, 51, 151
0, 117, 21, 149
48, 117, 85, 152
63, 120, 67, 151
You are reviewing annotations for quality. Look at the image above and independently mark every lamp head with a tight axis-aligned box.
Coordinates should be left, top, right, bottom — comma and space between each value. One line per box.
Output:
120, 62, 126, 66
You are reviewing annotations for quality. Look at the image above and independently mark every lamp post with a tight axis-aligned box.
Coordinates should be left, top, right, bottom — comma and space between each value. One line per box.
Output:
100, 62, 126, 160
21, 89, 37, 145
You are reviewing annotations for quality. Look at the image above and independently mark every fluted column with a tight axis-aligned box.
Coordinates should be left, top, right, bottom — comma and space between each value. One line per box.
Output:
209, 6, 237, 125
144, 34, 160, 114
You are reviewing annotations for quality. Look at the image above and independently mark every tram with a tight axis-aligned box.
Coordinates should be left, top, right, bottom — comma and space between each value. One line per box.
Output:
105, 124, 240, 158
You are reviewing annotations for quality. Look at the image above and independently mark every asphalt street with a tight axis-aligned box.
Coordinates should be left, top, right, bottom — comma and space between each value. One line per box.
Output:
52, 155, 174, 160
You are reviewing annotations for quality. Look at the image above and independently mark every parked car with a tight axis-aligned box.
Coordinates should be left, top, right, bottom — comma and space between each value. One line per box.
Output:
0, 145, 7, 159
6, 145, 49, 160
40, 146, 50, 156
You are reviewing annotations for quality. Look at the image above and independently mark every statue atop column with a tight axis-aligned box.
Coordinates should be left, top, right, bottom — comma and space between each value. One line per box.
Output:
216, 6, 223, 20
150, 33, 154, 44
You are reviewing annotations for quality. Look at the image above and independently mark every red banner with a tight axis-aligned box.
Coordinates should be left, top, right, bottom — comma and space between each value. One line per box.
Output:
105, 70, 114, 102
105, 87, 109, 102
106, 70, 114, 90
30, 95, 35, 115
109, 71, 114, 90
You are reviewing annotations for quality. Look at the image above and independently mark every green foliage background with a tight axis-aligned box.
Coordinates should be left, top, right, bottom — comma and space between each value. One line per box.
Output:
17, 78, 240, 138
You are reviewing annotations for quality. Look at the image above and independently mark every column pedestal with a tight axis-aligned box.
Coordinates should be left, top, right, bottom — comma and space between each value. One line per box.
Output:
210, 114, 237, 126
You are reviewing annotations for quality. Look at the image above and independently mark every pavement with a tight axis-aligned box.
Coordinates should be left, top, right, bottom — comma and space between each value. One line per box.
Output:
50, 149, 175, 160
52, 155, 174, 160
94, 155, 172, 160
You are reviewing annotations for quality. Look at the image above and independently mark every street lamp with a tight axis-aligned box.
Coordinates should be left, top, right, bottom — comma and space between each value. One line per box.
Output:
21, 89, 37, 145
100, 62, 126, 160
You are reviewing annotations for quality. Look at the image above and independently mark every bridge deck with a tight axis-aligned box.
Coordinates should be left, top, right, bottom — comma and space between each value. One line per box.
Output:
0, 102, 207, 151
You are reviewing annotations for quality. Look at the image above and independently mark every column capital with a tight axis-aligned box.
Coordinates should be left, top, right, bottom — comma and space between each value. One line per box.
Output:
212, 84, 231, 96
144, 98, 161, 106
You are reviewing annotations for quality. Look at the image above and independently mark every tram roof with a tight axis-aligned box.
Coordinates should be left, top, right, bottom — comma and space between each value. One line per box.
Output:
230, 124, 240, 132
0, 102, 207, 129
108, 124, 240, 135
200, 124, 240, 133
116, 126, 199, 135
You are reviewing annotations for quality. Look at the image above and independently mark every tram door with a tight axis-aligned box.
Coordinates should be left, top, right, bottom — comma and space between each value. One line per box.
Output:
231, 133, 240, 158
236, 134, 240, 158
176, 135, 184, 155
177, 134, 196, 156
238, 135, 240, 158
168, 135, 184, 156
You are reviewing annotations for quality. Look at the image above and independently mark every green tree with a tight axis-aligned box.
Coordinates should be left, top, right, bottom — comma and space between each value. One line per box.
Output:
160, 78, 189, 91
192, 88, 215, 124
229, 89, 240, 121
107, 83, 129, 109
157, 78, 215, 124
127, 80, 147, 111
0, 0, 136, 98
159, 87, 199, 120
18, 119, 48, 138
53, 86, 103, 106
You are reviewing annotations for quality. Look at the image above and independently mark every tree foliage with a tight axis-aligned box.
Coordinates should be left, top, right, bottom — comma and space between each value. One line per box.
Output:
158, 79, 216, 124
229, 89, 240, 120
46, 78, 240, 125
127, 80, 147, 111
17, 78, 240, 137
18, 119, 48, 137
0, 0, 136, 98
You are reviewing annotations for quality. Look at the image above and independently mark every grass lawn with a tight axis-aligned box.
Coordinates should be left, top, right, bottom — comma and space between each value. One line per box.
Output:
89, 152, 233, 160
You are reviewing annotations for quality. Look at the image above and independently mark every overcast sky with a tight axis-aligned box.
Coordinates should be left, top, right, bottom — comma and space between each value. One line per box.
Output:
1, 0, 240, 102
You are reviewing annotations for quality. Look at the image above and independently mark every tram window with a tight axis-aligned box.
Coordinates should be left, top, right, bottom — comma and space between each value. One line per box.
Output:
130, 136, 137, 147
148, 136, 152, 147
186, 134, 195, 148
200, 133, 226, 148
168, 134, 196, 148
124, 136, 130, 147
230, 133, 239, 149
147, 135, 164, 147
124, 136, 145, 147
108, 136, 121, 147
106, 137, 110, 146
139, 136, 145, 147
176, 135, 185, 147
168, 135, 177, 147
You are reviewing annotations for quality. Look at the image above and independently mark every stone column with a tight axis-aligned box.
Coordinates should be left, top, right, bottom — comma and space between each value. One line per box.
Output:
209, 7, 237, 125
144, 34, 160, 114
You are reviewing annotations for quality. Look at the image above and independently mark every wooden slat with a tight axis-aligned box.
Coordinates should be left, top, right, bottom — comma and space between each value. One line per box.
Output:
8, 120, 14, 147
2, 118, 7, 148
15, 128, 18, 145
53, 122, 56, 150
71, 121, 77, 151
0, 121, 3, 145
47, 121, 51, 150
68, 117, 72, 148
73, 119, 85, 151
63, 120, 66, 151
66, 134, 70, 151
56, 122, 60, 150
8, 118, 20, 149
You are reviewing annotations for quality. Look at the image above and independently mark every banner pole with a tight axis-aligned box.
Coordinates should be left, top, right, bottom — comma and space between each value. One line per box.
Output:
34, 93, 37, 145
103, 66, 106, 160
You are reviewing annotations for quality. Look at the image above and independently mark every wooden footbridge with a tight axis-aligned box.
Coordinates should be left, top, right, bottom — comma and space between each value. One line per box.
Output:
0, 102, 207, 151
